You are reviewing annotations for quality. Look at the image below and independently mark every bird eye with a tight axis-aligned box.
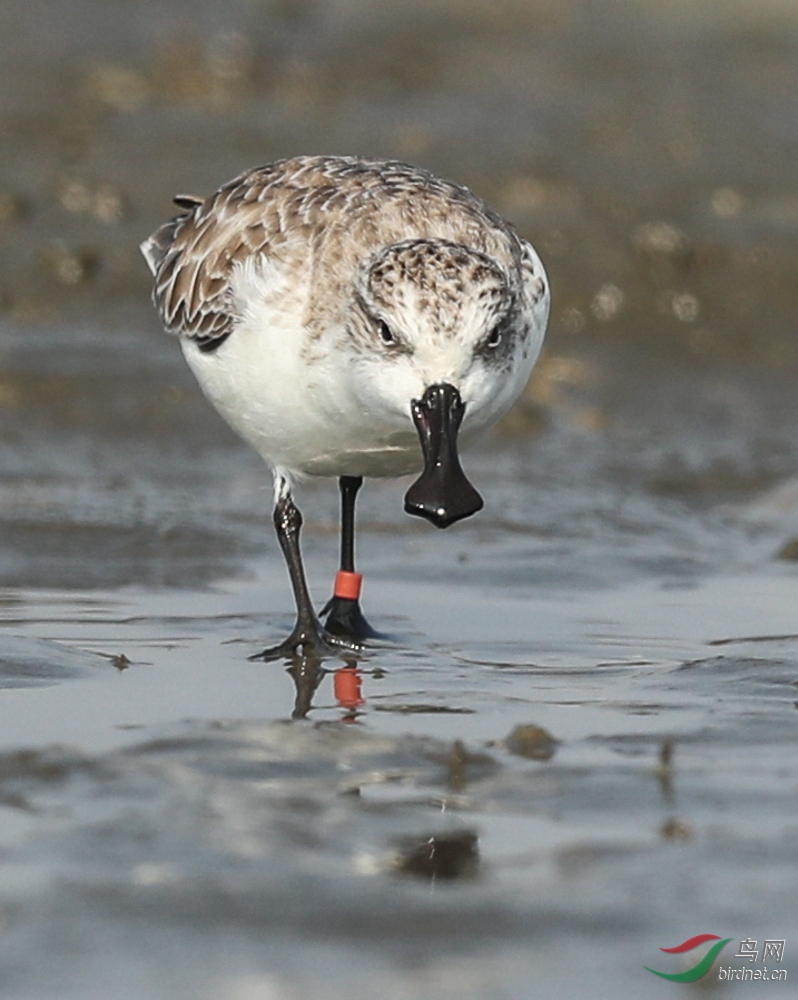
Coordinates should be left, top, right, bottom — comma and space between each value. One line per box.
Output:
378, 320, 396, 345
486, 325, 503, 349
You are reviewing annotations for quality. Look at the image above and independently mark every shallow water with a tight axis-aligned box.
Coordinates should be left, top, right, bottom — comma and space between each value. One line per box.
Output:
3, 0, 798, 995
1, 549, 797, 998
2, 316, 798, 997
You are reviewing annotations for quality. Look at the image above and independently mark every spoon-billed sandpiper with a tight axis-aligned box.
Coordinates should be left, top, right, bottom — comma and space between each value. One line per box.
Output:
141, 156, 549, 660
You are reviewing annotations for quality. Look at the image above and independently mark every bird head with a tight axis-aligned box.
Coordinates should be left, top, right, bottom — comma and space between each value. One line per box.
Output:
348, 238, 537, 527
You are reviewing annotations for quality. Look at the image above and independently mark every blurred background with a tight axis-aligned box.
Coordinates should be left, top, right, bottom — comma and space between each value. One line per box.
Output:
3, 0, 798, 586
3, 0, 798, 363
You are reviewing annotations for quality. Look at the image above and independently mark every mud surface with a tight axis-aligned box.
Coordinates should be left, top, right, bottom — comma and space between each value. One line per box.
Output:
1, 1, 798, 997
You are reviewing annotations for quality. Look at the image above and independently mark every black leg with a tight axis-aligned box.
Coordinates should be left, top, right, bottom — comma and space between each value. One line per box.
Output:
321, 476, 380, 640
250, 489, 359, 662
340, 476, 360, 573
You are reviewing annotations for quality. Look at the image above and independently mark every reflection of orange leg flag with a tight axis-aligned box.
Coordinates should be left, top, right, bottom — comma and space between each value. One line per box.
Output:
334, 665, 365, 713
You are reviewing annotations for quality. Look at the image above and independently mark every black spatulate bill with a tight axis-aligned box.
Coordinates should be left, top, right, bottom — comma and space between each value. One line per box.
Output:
404, 383, 484, 529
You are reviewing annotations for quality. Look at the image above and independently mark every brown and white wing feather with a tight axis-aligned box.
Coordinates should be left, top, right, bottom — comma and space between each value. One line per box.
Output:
141, 155, 534, 350
518, 238, 548, 309
140, 177, 288, 351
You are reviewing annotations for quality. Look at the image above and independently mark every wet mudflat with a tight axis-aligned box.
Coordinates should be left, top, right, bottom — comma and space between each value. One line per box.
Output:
3, 0, 798, 996
2, 317, 798, 998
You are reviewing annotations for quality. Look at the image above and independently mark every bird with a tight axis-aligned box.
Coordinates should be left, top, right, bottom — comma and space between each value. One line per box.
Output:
140, 156, 549, 661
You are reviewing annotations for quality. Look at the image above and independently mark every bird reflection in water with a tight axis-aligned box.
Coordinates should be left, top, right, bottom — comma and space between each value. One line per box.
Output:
333, 661, 365, 722
286, 654, 365, 721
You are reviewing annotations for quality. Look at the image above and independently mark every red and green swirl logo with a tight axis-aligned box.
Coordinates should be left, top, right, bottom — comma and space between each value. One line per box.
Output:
646, 934, 733, 982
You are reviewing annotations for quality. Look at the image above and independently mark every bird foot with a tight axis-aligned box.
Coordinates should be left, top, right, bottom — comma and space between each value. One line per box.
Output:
249, 615, 361, 663
320, 596, 382, 641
